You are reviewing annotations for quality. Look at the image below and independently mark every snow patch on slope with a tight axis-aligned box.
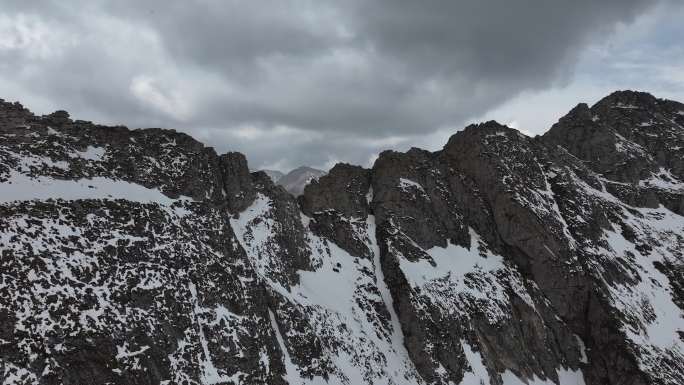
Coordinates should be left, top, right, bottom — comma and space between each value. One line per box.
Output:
269, 309, 309, 385
398, 178, 425, 193
501, 368, 585, 385
400, 228, 504, 286
600, 220, 683, 351
460, 341, 491, 385
576, 172, 684, 381
76, 145, 107, 161
1, 171, 192, 211
639, 167, 683, 191
394, 227, 534, 323
230, 195, 423, 385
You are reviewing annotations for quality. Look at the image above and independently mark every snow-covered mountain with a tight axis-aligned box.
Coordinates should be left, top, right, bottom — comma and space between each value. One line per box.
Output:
259, 167, 326, 196
1, 90, 683, 385
262, 169, 285, 183
275, 166, 326, 196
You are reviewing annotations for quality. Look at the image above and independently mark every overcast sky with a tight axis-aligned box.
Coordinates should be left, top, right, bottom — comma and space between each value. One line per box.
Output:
2, 1, 683, 171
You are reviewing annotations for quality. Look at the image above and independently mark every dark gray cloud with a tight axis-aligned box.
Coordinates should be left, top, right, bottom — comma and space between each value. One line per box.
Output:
0, 0, 676, 170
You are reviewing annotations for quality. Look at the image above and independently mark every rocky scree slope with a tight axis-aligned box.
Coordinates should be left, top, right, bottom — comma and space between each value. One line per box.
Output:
0, 90, 682, 385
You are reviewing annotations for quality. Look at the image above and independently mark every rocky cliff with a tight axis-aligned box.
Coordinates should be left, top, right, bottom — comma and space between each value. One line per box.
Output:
1, 91, 682, 385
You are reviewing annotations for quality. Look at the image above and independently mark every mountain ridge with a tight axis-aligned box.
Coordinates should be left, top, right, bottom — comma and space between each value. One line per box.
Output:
1, 90, 683, 385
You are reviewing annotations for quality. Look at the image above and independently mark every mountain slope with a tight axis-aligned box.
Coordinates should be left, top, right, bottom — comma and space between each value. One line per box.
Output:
1, 92, 682, 385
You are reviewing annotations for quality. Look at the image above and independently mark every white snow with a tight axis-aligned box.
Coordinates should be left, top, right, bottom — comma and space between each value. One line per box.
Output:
600, 224, 683, 351
576, 168, 684, 377
614, 103, 639, 109
398, 177, 426, 194
392, 226, 536, 324
188, 282, 236, 385
368, 215, 416, 379
639, 168, 683, 191
460, 341, 491, 385
366, 186, 374, 204
501, 368, 585, 385
574, 335, 589, 364
297, 242, 359, 316
229, 193, 287, 292
486, 131, 509, 138
231, 195, 423, 384
76, 145, 106, 161
459, 340, 587, 385
2, 364, 38, 385
0, 171, 190, 206
399, 228, 504, 290
294, 219, 421, 384
116, 344, 150, 359
269, 309, 307, 384
579, 178, 684, 342
10, 151, 70, 171
614, 133, 650, 158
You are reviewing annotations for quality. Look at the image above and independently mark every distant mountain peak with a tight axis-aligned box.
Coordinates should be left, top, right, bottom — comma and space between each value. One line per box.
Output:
261, 169, 285, 183
270, 166, 326, 196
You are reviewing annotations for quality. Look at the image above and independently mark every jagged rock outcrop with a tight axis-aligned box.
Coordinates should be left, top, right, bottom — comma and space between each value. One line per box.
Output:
300, 163, 372, 258
1, 91, 683, 385
220, 152, 257, 213
543, 90, 684, 215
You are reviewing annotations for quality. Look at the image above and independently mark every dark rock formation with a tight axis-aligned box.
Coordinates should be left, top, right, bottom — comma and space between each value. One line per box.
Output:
1, 91, 683, 385
300, 163, 372, 258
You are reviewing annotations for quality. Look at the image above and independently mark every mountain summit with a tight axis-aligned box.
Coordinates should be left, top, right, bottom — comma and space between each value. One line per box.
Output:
1, 91, 683, 385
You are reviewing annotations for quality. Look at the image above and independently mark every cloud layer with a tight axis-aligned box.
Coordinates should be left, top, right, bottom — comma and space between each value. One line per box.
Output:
0, 0, 679, 170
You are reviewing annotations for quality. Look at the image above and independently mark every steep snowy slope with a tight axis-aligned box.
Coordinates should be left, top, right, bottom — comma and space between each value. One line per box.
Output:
1, 91, 682, 385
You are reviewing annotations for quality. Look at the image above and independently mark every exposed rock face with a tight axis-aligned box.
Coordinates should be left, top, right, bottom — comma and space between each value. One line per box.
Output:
362, 131, 606, 385
543, 90, 684, 214
220, 152, 256, 213
1, 91, 683, 385
300, 163, 372, 258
